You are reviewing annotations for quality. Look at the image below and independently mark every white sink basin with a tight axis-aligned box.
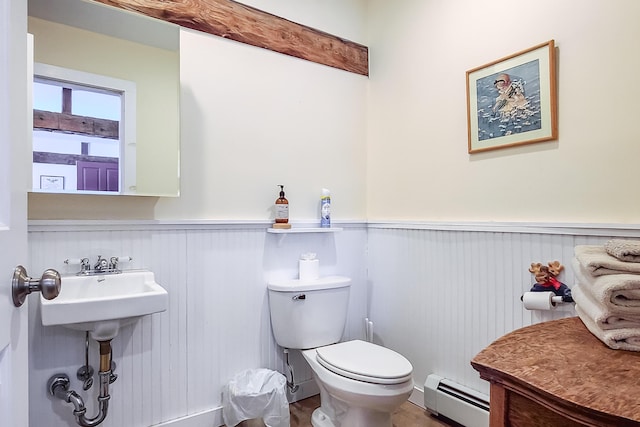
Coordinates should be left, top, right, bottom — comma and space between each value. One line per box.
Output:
40, 269, 168, 340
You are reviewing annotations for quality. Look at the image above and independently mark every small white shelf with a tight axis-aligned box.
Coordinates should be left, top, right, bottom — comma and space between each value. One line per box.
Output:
267, 227, 343, 234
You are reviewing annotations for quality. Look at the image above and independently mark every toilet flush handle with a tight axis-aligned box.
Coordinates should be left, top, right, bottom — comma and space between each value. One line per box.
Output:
292, 294, 306, 301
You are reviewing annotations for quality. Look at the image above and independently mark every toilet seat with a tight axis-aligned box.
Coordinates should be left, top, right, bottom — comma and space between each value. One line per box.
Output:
315, 340, 413, 385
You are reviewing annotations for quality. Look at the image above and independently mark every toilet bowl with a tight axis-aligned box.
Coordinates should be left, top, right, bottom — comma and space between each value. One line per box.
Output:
267, 276, 414, 427
302, 340, 414, 427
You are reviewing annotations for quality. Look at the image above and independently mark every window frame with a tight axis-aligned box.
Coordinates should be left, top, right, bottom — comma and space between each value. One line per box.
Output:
33, 62, 137, 194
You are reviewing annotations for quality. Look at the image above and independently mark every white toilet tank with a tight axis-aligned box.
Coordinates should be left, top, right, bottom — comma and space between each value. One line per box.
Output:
267, 276, 351, 349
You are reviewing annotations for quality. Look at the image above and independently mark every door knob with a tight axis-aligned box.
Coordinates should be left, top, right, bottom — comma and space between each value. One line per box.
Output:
12, 265, 61, 307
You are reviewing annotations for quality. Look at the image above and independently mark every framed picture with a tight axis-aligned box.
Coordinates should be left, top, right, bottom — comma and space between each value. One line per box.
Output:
466, 40, 557, 153
40, 175, 65, 190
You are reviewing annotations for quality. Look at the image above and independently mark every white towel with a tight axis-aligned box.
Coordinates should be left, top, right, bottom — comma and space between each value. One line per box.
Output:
575, 304, 640, 351
572, 257, 640, 313
574, 245, 640, 276
605, 239, 640, 262
571, 283, 640, 330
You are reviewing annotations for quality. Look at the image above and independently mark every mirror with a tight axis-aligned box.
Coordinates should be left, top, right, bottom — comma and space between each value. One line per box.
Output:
28, 0, 180, 196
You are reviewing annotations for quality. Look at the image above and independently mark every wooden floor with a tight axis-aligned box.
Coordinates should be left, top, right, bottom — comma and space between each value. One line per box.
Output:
237, 394, 458, 427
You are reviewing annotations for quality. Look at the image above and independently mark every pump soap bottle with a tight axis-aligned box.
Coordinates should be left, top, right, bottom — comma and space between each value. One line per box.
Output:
273, 185, 291, 229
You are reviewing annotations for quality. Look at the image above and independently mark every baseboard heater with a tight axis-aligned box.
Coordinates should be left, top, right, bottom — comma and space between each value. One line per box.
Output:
424, 374, 489, 427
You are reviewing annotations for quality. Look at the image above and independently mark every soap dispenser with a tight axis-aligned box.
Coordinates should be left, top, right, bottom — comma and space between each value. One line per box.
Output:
273, 185, 290, 229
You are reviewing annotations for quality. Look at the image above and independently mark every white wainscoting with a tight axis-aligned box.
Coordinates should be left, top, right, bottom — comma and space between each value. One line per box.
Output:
26, 220, 640, 426
27, 221, 367, 427
367, 222, 640, 398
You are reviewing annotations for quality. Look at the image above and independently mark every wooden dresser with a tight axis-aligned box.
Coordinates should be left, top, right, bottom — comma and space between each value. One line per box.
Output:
471, 317, 640, 427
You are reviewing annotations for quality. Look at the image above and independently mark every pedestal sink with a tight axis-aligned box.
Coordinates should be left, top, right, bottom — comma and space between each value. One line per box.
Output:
40, 269, 168, 340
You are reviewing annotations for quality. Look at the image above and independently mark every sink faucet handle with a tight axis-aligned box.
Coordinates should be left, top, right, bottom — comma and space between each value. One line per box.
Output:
64, 257, 91, 273
64, 257, 90, 265
109, 256, 132, 270
94, 255, 108, 271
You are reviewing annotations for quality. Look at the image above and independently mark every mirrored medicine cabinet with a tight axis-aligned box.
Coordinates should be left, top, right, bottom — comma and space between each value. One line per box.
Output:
28, 0, 180, 197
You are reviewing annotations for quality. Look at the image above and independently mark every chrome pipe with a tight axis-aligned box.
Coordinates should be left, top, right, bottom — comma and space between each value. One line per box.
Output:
47, 339, 113, 427
284, 348, 299, 393
73, 371, 110, 427
66, 390, 84, 413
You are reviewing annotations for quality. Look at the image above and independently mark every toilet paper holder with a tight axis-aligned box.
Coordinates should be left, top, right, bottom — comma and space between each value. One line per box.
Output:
523, 261, 574, 310
521, 291, 573, 311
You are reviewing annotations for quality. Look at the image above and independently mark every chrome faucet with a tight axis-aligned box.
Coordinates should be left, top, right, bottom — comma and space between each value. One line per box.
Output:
66, 255, 131, 275
93, 256, 109, 272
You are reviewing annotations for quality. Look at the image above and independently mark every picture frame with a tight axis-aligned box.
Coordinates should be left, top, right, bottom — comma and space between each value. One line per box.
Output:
466, 40, 557, 154
40, 175, 65, 190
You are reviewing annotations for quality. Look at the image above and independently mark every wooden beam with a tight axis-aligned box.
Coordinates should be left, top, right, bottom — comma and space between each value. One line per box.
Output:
34, 110, 119, 139
92, 0, 369, 76
33, 152, 119, 165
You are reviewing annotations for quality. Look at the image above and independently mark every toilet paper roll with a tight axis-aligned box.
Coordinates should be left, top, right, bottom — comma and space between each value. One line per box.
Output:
299, 259, 319, 281
522, 291, 557, 311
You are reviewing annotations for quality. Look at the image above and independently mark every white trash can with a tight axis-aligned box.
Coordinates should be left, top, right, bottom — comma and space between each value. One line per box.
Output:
222, 369, 290, 427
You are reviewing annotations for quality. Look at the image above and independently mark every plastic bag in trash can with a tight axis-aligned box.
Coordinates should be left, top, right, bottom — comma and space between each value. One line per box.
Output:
222, 369, 290, 427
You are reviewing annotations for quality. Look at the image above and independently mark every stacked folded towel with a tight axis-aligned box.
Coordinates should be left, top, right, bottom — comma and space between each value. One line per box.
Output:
573, 240, 640, 351
605, 239, 640, 262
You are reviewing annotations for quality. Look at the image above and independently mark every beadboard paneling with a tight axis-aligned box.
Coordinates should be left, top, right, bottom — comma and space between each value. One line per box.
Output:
28, 223, 367, 427
366, 226, 616, 396
27, 221, 635, 426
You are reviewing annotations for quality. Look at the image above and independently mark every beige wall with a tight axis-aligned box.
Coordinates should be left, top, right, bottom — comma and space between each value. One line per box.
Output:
154, 26, 368, 220
155, 0, 369, 221
28, 0, 368, 221
30, 0, 640, 224
366, 0, 640, 223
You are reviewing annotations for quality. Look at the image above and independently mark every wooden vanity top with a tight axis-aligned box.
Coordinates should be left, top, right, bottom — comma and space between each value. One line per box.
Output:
471, 316, 640, 426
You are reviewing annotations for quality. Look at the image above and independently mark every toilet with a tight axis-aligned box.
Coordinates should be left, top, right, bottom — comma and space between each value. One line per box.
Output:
267, 276, 414, 427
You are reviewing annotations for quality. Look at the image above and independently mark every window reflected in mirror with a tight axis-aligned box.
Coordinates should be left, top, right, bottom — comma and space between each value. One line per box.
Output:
32, 63, 137, 194
33, 78, 123, 192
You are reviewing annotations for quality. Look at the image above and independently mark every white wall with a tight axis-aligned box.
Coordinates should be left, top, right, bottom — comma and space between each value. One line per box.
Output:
366, 0, 640, 223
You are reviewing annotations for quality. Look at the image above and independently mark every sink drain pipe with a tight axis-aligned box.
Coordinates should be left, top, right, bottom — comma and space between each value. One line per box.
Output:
48, 340, 114, 427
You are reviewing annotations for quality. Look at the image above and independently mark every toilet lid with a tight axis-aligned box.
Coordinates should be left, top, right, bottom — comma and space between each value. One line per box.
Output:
315, 340, 413, 385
